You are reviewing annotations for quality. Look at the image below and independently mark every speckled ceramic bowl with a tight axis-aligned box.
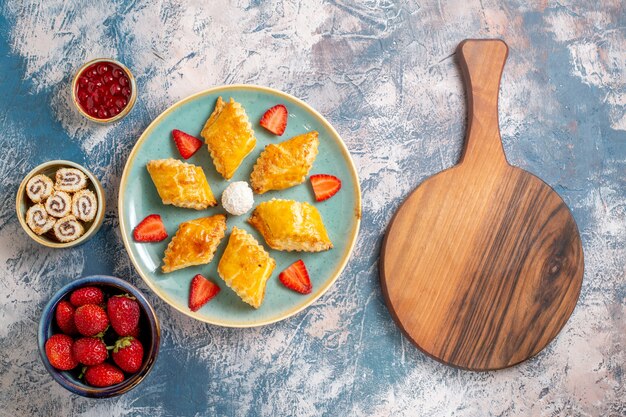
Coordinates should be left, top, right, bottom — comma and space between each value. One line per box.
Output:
71, 58, 137, 123
38, 275, 160, 398
16, 160, 105, 248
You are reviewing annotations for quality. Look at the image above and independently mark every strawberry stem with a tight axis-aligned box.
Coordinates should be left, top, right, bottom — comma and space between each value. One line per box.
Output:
112, 336, 134, 353
114, 294, 136, 301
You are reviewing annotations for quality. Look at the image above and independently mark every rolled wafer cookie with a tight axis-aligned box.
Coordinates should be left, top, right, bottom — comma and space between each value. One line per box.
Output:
45, 191, 72, 218
53, 215, 84, 242
26, 203, 56, 235
71, 189, 98, 222
55, 168, 88, 192
26, 174, 54, 203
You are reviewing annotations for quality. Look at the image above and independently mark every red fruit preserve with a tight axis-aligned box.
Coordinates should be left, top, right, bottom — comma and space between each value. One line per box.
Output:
74, 60, 134, 121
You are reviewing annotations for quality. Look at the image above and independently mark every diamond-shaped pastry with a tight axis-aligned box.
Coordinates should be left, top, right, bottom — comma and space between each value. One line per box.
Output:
217, 227, 276, 308
201, 97, 256, 180
250, 131, 319, 194
248, 199, 332, 252
162, 215, 226, 273
147, 158, 216, 210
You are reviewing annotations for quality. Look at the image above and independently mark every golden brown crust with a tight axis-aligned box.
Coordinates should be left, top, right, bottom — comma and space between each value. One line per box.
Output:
217, 227, 275, 308
249, 131, 319, 194
147, 159, 216, 210
201, 97, 256, 180
248, 199, 332, 252
162, 215, 226, 273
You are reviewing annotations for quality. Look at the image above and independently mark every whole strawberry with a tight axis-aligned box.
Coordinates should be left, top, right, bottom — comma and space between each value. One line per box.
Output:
72, 337, 108, 366
45, 334, 78, 371
70, 286, 104, 307
127, 325, 140, 338
84, 363, 124, 387
111, 336, 144, 373
74, 304, 109, 336
55, 300, 77, 335
107, 294, 140, 336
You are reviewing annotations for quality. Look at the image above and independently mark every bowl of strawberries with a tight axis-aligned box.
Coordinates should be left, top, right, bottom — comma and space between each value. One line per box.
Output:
38, 275, 160, 398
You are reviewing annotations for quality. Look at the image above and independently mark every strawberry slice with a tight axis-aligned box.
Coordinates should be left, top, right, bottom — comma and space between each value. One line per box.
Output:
189, 274, 220, 312
310, 174, 342, 202
279, 260, 312, 294
172, 129, 203, 159
259, 104, 288, 135
133, 214, 168, 242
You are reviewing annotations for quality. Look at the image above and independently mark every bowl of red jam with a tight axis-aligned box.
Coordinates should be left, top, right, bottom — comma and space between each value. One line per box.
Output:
72, 58, 137, 123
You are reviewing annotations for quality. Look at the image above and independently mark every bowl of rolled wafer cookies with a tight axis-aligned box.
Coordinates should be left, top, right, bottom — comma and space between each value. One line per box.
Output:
16, 160, 105, 248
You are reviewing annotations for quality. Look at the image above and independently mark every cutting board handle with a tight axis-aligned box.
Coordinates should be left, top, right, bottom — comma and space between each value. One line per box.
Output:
457, 39, 509, 166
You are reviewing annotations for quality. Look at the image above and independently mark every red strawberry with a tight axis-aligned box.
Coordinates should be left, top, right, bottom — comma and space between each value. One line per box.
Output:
55, 300, 78, 335
310, 174, 342, 202
72, 337, 108, 366
259, 104, 288, 135
84, 363, 125, 387
45, 334, 78, 371
279, 260, 312, 294
70, 286, 104, 307
188, 274, 220, 312
74, 304, 109, 337
172, 129, 203, 159
133, 214, 167, 242
127, 325, 140, 338
111, 336, 144, 373
107, 294, 140, 336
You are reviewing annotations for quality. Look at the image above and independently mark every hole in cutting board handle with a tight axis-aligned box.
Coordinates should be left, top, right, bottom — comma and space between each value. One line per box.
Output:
457, 39, 509, 167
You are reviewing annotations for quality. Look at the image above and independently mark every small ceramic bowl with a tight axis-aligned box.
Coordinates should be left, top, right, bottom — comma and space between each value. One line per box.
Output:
71, 58, 137, 123
16, 160, 105, 248
38, 275, 160, 398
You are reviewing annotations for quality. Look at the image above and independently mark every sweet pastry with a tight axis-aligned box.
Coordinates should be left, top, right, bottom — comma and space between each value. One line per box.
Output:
53, 215, 84, 242
26, 203, 56, 235
71, 189, 98, 222
200, 97, 256, 179
26, 174, 54, 203
248, 199, 332, 252
45, 191, 72, 218
162, 214, 227, 273
55, 168, 88, 192
250, 131, 319, 194
217, 227, 276, 308
146, 159, 216, 210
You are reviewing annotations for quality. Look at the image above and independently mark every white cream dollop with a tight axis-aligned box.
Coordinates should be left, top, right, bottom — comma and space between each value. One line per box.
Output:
221, 181, 254, 216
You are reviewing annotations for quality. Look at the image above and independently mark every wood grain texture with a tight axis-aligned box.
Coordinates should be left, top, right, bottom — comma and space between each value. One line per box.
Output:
380, 39, 584, 371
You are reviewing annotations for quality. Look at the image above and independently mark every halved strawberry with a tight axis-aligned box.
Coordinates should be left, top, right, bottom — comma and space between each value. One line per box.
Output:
310, 174, 342, 202
259, 104, 288, 135
172, 129, 203, 159
189, 274, 220, 312
279, 260, 312, 294
133, 214, 167, 242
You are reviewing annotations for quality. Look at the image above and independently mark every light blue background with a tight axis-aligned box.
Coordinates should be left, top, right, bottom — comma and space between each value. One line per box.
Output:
0, 1, 624, 416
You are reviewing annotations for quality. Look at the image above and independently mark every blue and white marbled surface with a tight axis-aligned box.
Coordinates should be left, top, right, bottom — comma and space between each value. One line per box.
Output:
0, 1, 624, 416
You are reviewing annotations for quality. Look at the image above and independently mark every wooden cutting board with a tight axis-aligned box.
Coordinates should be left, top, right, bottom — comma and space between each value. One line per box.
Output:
380, 39, 584, 371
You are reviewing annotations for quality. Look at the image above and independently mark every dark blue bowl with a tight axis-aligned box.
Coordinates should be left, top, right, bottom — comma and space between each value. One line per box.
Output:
38, 275, 160, 398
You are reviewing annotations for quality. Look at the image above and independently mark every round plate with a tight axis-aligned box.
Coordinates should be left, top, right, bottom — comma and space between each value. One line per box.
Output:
119, 85, 361, 327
